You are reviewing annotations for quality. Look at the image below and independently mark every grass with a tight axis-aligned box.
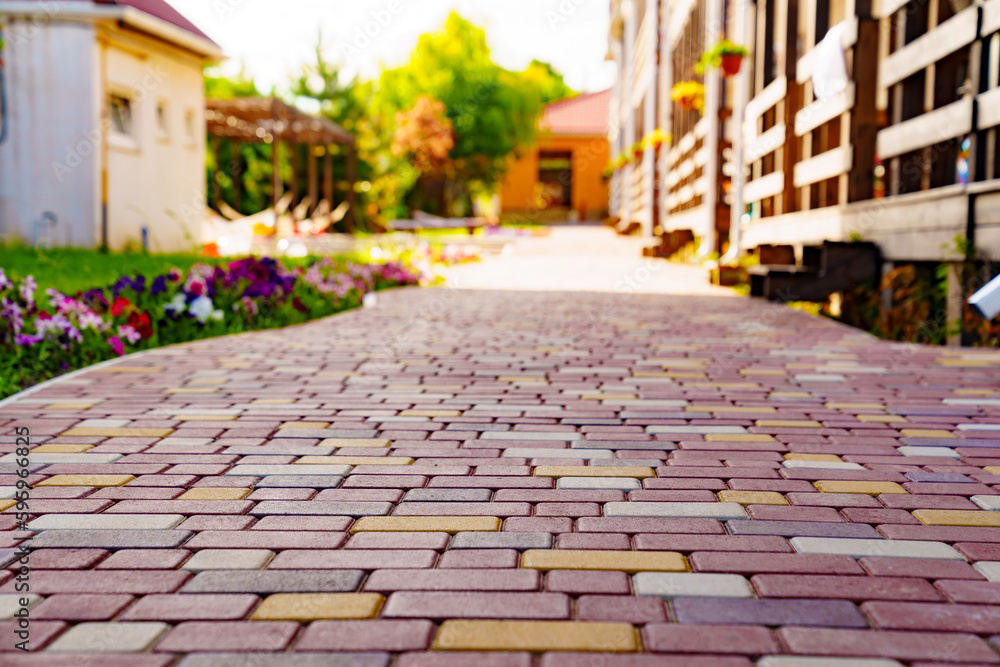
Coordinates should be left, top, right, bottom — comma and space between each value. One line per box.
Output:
0, 244, 221, 296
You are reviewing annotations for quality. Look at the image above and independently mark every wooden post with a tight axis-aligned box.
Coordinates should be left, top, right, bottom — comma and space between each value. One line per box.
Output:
323, 146, 334, 208
346, 144, 357, 233
849, 0, 879, 203
233, 142, 243, 214
780, 0, 800, 215
307, 144, 318, 217
271, 140, 282, 210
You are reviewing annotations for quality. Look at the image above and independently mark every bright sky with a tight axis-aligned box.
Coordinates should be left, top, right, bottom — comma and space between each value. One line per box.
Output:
168, 0, 617, 95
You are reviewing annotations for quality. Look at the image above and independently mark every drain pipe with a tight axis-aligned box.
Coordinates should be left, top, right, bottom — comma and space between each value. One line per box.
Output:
719, 0, 750, 266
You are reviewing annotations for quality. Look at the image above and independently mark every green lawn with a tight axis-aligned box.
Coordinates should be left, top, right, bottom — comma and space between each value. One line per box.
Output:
0, 245, 220, 296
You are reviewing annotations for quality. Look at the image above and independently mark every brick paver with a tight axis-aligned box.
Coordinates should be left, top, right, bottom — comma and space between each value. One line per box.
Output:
2, 285, 1000, 662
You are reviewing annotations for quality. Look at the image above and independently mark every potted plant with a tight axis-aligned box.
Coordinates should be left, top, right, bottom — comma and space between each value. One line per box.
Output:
697, 39, 749, 77
647, 128, 670, 151
671, 81, 705, 113
613, 154, 629, 170
601, 163, 614, 181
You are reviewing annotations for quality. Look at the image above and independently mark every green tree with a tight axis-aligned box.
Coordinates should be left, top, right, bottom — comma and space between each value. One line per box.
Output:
375, 11, 552, 215
524, 60, 577, 105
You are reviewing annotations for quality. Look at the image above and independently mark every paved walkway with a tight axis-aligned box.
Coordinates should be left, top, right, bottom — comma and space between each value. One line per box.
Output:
3, 232, 1000, 665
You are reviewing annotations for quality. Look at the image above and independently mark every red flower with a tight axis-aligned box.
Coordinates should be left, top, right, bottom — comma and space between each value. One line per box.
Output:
292, 296, 308, 313
37, 311, 52, 320
111, 297, 131, 317
128, 310, 154, 340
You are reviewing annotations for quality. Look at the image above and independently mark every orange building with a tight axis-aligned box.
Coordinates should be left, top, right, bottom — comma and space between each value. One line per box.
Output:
500, 90, 610, 222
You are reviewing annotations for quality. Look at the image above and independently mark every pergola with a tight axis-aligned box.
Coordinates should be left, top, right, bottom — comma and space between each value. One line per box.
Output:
206, 97, 357, 232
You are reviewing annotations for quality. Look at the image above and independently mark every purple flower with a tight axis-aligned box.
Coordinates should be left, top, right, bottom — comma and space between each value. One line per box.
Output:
0, 269, 12, 291
14, 333, 43, 347
151, 275, 167, 296
19, 276, 36, 305
1, 298, 24, 333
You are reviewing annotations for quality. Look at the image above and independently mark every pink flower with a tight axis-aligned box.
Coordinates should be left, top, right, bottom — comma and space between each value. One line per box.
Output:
107, 335, 125, 356
118, 325, 141, 344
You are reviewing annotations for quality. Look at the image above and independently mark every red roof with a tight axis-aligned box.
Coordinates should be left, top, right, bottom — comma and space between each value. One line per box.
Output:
25, 0, 217, 46
540, 89, 610, 136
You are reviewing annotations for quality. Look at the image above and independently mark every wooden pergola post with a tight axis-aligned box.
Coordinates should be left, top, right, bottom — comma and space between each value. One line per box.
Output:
271, 139, 282, 210
323, 146, 334, 210
346, 144, 357, 233
233, 142, 243, 214
307, 144, 318, 217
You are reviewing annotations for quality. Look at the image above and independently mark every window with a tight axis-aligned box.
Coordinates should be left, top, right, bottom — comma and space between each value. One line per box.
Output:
109, 94, 133, 136
155, 100, 169, 139
184, 109, 197, 143
538, 151, 573, 208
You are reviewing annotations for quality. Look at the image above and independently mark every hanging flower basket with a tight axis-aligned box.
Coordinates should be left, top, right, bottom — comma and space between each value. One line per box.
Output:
697, 40, 748, 78
671, 81, 705, 113
647, 128, 670, 151
720, 53, 744, 76
613, 154, 629, 170
630, 141, 645, 159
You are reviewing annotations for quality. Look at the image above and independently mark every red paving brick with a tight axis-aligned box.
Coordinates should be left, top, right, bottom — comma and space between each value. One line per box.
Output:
4, 287, 1000, 660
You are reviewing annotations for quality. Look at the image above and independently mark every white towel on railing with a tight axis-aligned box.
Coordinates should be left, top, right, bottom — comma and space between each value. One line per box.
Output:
812, 22, 849, 100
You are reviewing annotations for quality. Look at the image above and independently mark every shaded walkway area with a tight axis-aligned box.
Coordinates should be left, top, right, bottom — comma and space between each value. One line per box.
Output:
2, 281, 1000, 663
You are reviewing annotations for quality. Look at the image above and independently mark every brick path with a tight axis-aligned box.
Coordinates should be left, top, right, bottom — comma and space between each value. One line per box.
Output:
3, 285, 1000, 665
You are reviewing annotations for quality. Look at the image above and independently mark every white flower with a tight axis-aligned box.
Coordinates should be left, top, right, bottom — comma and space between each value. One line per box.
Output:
118, 324, 141, 344
210, 309, 224, 322
188, 295, 215, 323
164, 293, 187, 314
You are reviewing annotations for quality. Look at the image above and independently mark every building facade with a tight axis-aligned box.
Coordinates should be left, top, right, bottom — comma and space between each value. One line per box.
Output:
501, 90, 611, 222
608, 0, 1000, 278
0, 0, 221, 252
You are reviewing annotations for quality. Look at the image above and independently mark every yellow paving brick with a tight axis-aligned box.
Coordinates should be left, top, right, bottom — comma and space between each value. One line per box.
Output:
985, 467, 1000, 476
319, 439, 392, 448
0, 500, 15, 512
703, 434, 776, 442
349, 516, 501, 534
165, 388, 219, 394
60, 428, 174, 438
177, 488, 251, 501
533, 466, 655, 479
36, 475, 135, 487
687, 406, 778, 413
913, 510, 1000, 527
900, 429, 956, 438
251, 593, 384, 620
814, 481, 908, 495
296, 456, 413, 466
785, 454, 842, 462
433, 620, 638, 652
756, 420, 823, 428
857, 415, 908, 423
31, 444, 93, 453
521, 550, 687, 573
43, 403, 99, 410
279, 422, 330, 429
826, 403, 885, 409
399, 410, 462, 417
954, 389, 996, 395
718, 490, 788, 505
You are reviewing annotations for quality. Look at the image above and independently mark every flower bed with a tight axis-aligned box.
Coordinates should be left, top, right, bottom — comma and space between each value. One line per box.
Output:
0, 256, 423, 399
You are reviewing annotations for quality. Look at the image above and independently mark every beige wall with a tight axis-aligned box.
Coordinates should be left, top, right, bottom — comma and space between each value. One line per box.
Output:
100, 27, 206, 252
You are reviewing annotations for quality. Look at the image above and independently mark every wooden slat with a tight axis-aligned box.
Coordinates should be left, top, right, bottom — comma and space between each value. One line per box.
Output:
984, 0, 1000, 37
795, 84, 856, 136
796, 18, 859, 84
876, 97, 973, 158
694, 117, 710, 139
744, 170, 786, 202
694, 145, 710, 167
677, 130, 698, 155
693, 175, 710, 195
879, 7, 979, 88
978, 87, 1000, 130
877, 0, 913, 20
745, 122, 786, 163
666, 169, 682, 187
668, 0, 698, 46
676, 184, 695, 205
745, 77, 788, 124
678, 158, 696, 179
793, 146, 854, 187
